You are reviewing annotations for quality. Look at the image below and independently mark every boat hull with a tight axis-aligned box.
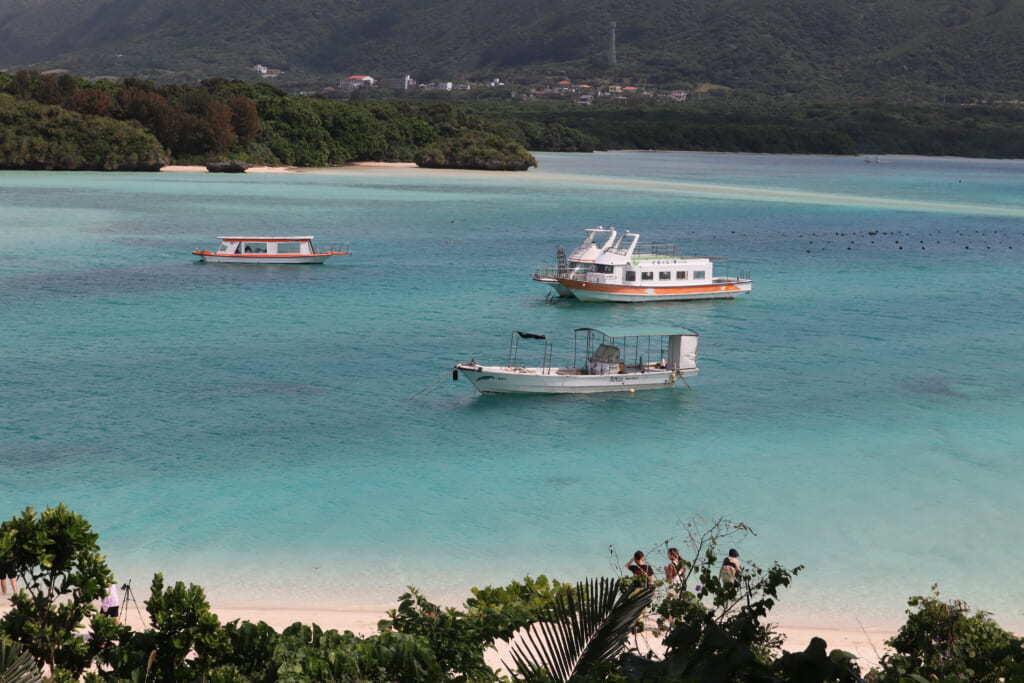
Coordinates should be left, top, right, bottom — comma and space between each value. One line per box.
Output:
559, 278, 752, 303
455, 364, 694, 394
531, 275, 574, 298
193, 251, 334, 264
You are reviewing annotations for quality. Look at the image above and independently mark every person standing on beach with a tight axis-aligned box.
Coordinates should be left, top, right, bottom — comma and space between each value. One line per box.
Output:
719, 548, 741, 585
626, 550, 655, 585
0, 555, 15, 597
665, 547, 687, 591
626, 550, 655, 633
100, 583, 121, 624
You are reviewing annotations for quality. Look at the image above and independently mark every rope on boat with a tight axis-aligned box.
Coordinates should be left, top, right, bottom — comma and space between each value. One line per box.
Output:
409, 371, 454, 399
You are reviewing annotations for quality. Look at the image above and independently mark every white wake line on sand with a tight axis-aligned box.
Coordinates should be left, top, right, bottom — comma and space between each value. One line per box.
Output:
161, 162, 1023, 218
528, 171, 1024, 218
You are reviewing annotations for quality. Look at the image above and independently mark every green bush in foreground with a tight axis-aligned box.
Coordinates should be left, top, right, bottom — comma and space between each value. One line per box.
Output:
871, 586, 1024, 683
0, 504, 113, 679
6, 504, 1024, 681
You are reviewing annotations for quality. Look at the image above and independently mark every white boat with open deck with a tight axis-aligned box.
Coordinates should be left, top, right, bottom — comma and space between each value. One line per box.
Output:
192, 236, 349, 264
453, 326, 699, 394
549, 229, 752, 303
531, 226, 618, 298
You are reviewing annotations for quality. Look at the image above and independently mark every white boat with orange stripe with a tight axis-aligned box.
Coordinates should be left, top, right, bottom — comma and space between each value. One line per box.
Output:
551, 230, 752, 303
531, 226, 618, 297
453, 326, 699, 395
193, 236, 349, 264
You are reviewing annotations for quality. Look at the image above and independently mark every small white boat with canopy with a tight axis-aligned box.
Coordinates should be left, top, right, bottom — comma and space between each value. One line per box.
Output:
453, 326, 699, 394
192, 236, 349, 264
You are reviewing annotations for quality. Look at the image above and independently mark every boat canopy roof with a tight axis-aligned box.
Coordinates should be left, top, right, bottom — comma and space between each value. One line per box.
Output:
217, 236, 315, 241
575, 326, 697, 338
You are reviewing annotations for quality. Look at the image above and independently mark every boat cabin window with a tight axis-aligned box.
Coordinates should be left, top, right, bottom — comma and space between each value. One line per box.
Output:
585, 343, 622, 375
641, 271, 654, 281
593, 264, 615, 274
591, 344, 621, 363
659, 271, 671, 280
242, 242, 268, 254
218, 241, 240, 254
277, 242, 301, 254
676, 271, 687, 279
694, 270, 706, 280
625, 271, 636, 282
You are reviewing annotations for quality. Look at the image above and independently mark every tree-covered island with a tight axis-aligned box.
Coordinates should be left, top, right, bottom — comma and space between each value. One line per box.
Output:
0, 72, 540, 171
2, 71, 1024, 172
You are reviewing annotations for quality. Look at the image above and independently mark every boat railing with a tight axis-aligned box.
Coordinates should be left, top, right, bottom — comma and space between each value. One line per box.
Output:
607, 242, 677, 258
507, 332, 554, 374
639, 242, 677, 258
317, 242, 350, 254
533, 264, 586, 279
711, 263, 752, 282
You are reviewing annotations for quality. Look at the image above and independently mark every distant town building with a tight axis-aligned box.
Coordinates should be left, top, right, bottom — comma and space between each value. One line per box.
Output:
251, 64, 283, 78
668, 90, 688, 102
386, 75, 414, 90
341, 75, 375, 89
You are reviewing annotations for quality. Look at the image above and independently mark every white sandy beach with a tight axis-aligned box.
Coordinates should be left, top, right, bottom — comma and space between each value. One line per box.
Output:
160, 162, 419, 174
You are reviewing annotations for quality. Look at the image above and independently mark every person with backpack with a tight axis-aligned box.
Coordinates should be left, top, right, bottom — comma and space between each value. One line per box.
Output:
719, 548, 741, 585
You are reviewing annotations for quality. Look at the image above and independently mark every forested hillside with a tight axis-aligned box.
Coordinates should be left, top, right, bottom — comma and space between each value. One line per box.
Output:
0, 0, 1022, 101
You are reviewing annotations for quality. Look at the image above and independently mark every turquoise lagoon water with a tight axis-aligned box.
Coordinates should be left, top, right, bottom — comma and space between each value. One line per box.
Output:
1, 152, 1022, 631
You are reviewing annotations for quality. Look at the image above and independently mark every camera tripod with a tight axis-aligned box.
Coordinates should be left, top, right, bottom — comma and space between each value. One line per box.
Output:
119, 578, 145, 625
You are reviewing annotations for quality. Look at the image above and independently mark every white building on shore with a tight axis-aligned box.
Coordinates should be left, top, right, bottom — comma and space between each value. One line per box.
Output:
341, 75, 376, 89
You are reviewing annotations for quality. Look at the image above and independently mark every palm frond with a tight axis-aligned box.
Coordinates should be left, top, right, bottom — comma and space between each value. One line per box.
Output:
0, 637, 45, 683
506, 577, 654, 682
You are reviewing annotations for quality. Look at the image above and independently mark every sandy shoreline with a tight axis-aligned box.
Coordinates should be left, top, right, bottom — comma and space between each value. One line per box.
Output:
160, 162, 419, 174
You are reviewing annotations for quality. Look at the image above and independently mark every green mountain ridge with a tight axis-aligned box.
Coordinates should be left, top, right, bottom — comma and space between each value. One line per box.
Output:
1, 0, 1022, 99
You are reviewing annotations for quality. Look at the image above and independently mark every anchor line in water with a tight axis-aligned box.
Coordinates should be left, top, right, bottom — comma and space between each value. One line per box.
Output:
409, 371, 454, 399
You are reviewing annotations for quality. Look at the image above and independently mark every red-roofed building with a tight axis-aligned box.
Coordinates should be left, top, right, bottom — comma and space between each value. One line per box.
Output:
341, 75, 375, 89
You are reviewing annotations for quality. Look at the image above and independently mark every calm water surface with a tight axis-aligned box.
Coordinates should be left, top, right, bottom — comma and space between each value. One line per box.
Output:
1, 152, 1022, 630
